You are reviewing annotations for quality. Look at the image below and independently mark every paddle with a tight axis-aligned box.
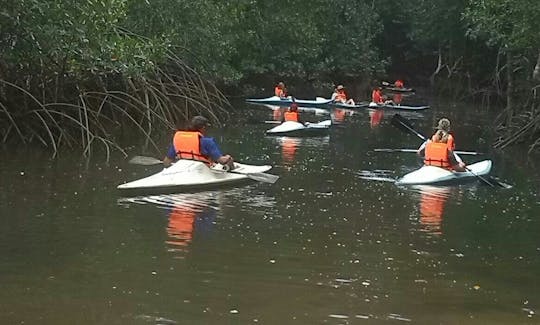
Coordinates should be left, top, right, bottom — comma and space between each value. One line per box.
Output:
390, 114, 500, 188
374, 148, 483, 155
128, 156, 279, 184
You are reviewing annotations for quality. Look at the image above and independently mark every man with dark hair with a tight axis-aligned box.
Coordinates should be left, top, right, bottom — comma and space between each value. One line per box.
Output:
163, 115, 234, 169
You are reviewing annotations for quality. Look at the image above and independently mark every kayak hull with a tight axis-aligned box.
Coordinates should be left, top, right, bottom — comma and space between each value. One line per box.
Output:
369, 102, 429, 110
117, 160, 273, 194
396, 160, 492, 185
383, 87, 415, 93
246, 96, 333, 107
266, 120, 331, 137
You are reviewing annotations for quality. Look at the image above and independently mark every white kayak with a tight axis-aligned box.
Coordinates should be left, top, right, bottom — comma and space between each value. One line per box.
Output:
368, 102, 429, 110
246, 96, 333, 107
396, 160, 492, 185
118, 160, 275, 193
266, 120, 331, 136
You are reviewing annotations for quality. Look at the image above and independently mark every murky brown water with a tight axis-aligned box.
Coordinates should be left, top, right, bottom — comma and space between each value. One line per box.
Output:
1, 100, 539, 324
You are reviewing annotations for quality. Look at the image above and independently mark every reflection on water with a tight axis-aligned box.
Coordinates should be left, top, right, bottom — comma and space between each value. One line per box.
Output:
412, 185, 452, 235
119, 192, 220, 258
118, 188, 277, 258
280, 137, 299, 164
271, 136, 330, 167
368, 109, 384, 128
331, 108, 355, 124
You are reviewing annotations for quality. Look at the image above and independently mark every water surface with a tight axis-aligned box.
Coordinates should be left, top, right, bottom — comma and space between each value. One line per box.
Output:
0, 100, 539, 324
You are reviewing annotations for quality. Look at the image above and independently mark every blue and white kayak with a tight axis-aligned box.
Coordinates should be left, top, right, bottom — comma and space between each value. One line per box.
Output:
266, 120, 331, 136
368, 102, 430, 110
396, 160, 492, 185
118, 160, 275, 193
383, 86, 415, 93
246, 96, 333, 107
314, 98, 369, 109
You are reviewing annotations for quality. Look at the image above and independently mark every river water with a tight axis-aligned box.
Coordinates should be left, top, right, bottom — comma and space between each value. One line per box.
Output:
1, 99, 539, 324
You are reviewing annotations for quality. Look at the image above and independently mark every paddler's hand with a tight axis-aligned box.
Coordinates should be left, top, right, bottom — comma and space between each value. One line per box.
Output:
217, 155, 235, 170
458, 162, 466, 169
163, 156, 173, 168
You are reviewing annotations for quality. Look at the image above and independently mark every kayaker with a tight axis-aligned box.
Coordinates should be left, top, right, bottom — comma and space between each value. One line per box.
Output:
417, 118, 463, 164
163, 115, 235, 170
418, 129, 466, 172
331, 85, 355, 105
371, 87, 394, 105
394, 79, 404, 88
275, 82, 287, 98
282, 102, 302, 123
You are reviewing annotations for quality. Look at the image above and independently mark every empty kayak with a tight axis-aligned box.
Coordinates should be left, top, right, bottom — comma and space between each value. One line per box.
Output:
369, 102, 430, 110
246, 96, 333, 107
396, 160, 492, 185
118, 160, 275, 194
266, 120, 331, 136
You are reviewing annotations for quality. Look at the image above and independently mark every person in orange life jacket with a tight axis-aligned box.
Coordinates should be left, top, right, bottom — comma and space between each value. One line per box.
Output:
163, 115, 234, 169
275, 82, 287, 98
417, 118, 462, 164
282, 102, 302, 123
394, 79, 404, 88
418, 129, 466, 172
331, 85, 355, 105
371, 86, 394, 105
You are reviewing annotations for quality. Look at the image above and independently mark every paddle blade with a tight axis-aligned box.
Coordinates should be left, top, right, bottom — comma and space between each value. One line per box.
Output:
246, 172, 280, 184
129, 156, 163, 165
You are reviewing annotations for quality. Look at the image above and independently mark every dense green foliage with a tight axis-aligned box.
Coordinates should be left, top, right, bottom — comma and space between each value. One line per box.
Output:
0, 0, 539, 154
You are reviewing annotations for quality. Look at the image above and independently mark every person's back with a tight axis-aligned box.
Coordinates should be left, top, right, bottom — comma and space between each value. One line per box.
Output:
424, 131, 452, 169
163, 116, 234, 169
372, 87, 384, 103
283, 103, 300, 122
422, 129, 466, 171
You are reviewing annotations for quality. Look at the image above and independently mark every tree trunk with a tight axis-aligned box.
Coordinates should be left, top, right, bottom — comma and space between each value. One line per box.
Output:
533, 49, 540, 81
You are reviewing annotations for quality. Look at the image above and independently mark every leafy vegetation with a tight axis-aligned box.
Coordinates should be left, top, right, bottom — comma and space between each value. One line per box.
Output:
0, 0, 539, 155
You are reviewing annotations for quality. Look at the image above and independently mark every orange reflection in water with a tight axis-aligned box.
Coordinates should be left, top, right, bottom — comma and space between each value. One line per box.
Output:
333, 108, 346, 123
281, 137, 299, 164
166, 206, 196, 250
416, 186, 451, 235
393, 93, 403, 105
273, 107, 287, 121
369, 109, 384, 128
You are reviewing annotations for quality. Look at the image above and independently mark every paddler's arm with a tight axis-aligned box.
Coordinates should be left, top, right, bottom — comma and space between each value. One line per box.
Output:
163, 144, 176, 167
202, 137, 235, 169
448, 149, 466, 171
417, 140, 427, 156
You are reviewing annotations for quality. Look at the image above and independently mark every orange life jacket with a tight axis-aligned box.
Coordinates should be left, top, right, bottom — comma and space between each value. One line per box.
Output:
424, 141, 451, 169
284, 111, 299, 122
372, 89, 383, 103
335, 90, 347, 102
446, 134, 455, 150
173, 131, 211, 163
